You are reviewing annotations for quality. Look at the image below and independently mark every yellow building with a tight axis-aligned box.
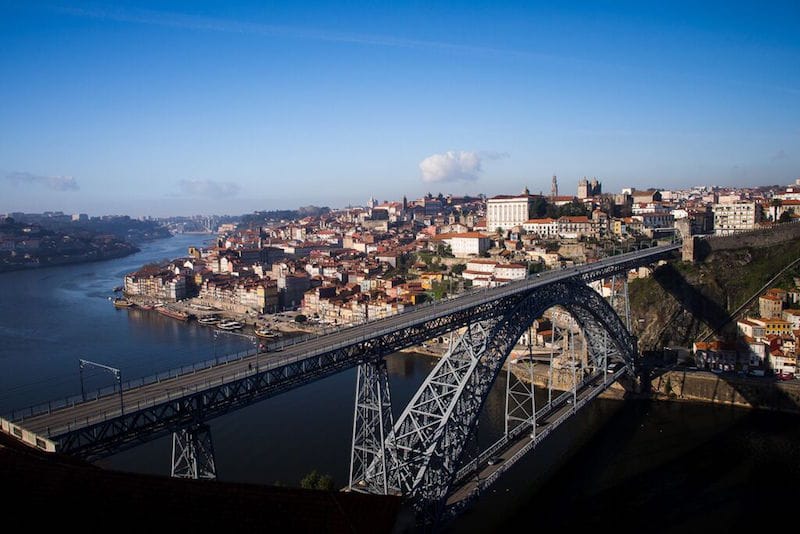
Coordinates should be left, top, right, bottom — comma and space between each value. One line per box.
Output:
751, 318, 792, 336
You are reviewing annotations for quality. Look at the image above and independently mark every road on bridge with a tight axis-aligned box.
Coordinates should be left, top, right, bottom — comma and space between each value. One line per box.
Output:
445, 370, 617, 508
15, 244, 676, 441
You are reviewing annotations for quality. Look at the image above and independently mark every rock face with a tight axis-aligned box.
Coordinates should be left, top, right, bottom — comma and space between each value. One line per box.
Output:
630, 229, 800, 351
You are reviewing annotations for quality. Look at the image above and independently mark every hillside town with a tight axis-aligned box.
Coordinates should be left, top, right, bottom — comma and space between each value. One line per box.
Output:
117, 178, 800, 375
695, 280, 800, 378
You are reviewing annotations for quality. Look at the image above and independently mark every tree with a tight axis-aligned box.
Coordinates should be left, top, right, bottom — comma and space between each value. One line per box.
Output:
527, 261, 544, 275
300, 470, 320, 489
295, 314, 307, 323
558, 201, 589, 217
451, 263, 467, 276
299, 470, 335, 490
316, 474, 334, 491
436, 242, 454, 258
530, 197, 549, 218
779, 210, 794, 223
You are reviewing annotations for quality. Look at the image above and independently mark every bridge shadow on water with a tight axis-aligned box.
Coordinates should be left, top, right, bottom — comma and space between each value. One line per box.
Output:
449, 397, 800, 533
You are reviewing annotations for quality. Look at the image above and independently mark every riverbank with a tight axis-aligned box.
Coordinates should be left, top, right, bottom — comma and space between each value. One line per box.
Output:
408, 341, 800, 415
647, 368, 800, 414
0, 244, 140, 273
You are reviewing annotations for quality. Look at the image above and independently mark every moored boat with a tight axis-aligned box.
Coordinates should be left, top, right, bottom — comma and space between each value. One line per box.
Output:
197, 315, 220, 326
113, 298, 135, 308
217, 319, 243, 331
254, 326, 282, 339
156, 307, 192, 321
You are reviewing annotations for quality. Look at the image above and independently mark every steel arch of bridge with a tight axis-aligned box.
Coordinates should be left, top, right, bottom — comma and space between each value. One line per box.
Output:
380, 279, 637, 519
16, 243, 677, 460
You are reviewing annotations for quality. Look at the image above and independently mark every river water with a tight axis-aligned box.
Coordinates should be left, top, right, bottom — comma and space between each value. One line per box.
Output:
1, 235, 798, 531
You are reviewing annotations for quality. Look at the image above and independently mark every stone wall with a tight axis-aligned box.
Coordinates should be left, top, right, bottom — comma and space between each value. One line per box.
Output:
687, 222, 800, 261
649, 369, 800, 414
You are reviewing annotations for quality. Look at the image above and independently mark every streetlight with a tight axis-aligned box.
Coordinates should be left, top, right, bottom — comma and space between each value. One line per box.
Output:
213, 331, 219, 365
79, 359, 124, 414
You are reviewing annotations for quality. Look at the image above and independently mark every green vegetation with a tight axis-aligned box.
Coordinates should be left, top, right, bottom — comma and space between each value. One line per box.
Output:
436, 243, 454, 258
415, 251, 447, 271
451, 263, 467, 276
528, 197, 590, 219
630, 237, 800, 350
299, 470, 335, 491
294, 314, 308, 323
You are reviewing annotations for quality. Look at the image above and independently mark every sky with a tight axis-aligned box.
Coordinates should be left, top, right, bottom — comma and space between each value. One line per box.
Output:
1, 1, 799, 217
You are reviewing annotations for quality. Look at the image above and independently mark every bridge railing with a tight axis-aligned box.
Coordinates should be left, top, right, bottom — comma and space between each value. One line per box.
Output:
28, 359, 281, 439
8, 346, 260, 423
448, 367, 627, 516
8, 244, 675, 425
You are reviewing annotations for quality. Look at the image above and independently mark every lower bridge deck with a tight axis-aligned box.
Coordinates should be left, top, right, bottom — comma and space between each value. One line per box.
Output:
445, 367, 627, 514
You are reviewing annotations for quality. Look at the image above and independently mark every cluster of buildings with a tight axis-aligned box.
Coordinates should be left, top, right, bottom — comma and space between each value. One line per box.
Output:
486, 179, 800, 241
694, 283, 800, 376
121, 177, 800, 327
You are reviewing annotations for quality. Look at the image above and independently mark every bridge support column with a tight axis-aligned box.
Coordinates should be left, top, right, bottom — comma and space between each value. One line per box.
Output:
505, 355, 535, 437
610, 275, 631, 331
171, 423, 217, 480
349, 358, 394, 494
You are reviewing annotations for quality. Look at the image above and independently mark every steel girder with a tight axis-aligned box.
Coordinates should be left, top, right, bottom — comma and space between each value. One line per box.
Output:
349, 359, 394, 494
171, 423, 217, 480
385, 322, 492, 499
44, 248, 661, 460
51, 292, 530, 460
384, 280, 637, 522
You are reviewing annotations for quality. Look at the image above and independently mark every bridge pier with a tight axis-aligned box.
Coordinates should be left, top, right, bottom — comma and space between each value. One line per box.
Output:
505, 331, 536, 437
348, 358, 394, 494
170, 423, 217, 480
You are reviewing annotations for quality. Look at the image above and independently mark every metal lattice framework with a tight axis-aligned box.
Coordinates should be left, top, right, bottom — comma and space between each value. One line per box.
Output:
11, 244, 676, 461
386, 322, 491, 497
380, 280, 637, 520
349, 359, 394, 494
505, 353, 535, 437
171, 423, 217, 480
48, 291, 527, 460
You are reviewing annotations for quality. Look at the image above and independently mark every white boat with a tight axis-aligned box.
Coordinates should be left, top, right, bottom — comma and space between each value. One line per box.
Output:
197, 316, 220, 326
217, 320, 243, 331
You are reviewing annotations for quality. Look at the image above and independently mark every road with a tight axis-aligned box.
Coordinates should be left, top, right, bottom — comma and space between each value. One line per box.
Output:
445, 369, 622, 507
15, 244, 678, 440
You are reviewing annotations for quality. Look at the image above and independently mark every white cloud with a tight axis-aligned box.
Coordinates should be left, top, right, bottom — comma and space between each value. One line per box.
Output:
178, 179, 239, 197
419, 151, 484, 183
5, 171, 79, 191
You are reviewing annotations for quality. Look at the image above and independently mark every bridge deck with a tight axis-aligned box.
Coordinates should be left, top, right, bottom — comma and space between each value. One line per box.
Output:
446, 367, 626, 511
11, 244, 678, 444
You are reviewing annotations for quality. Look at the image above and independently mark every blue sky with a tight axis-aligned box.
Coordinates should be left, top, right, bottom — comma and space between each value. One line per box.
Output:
1, 1, 798, 216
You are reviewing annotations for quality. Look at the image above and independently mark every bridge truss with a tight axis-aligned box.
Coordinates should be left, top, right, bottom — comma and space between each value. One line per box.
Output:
353, 279, 638, 525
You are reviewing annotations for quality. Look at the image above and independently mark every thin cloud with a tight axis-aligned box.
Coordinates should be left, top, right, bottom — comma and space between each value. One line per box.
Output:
5, 171, 79, 191
178, 179, 239, 198
479, 151, 511, 161
420, 151, 486, 184
54, 5, 563, 62
771, 149, 788, 161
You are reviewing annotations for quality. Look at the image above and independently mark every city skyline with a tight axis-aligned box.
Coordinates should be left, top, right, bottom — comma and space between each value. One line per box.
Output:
2, 1, 799, 216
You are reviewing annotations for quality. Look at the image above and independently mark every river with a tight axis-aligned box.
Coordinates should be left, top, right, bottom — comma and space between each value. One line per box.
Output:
1, 235, 798, 531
